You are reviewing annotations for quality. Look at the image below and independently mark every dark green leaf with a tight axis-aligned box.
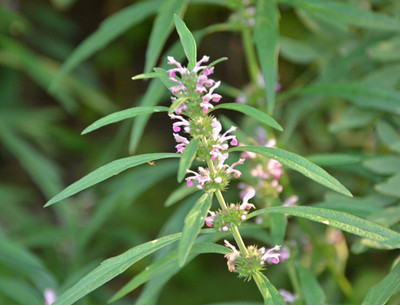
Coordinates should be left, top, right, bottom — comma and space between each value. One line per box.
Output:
249, 206, 400, 248
254, 272, 286, 305
362, 260, 400, 305
174, 14, 197, 69
228, 146, 352, 197
178, 193, 212, 266
44, 153, 179, 207
52, 233, 181, 305
254, 0, 280, 114
212, 103, 283, 131
81, 106, 168, 134
178, 137, 199, 182
50, 0, 160, 90
144, 0, 187, 73
296, 263, 326, 305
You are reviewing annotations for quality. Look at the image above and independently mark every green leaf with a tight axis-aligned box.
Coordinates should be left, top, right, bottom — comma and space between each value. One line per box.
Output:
377, 121, 400, 153
278, 0, 400, 32
212, 103, 283, 131
131, 72, 165, 80
281, 82, 400, 114
363, 155, 400, 175
178, 193, 212, 266
254, 0, 280, 114
81, 106, 168, 134
254, 272, 286, 305
52, 233, 181, 305
249, 206, 400, 248
375, 174, 400, 197
0, 277, 43, 305
280, 36, 319, 64
169, 97, 189, 114
144, 0, 187, 73
362, 260, 400, 305
44, 153, 179, 207
50, 0, 160, 90
296, 263, 327, 305
178, 137, 199, 182
228, 146, 352, 197
368, 36, 400, 62
109, 242, 228, 302
307, 153, 362, 167
174, 14, 197, 70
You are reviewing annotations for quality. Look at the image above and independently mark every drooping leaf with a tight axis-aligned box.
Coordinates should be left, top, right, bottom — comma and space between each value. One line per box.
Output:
44, 153, 179, 207
174, 14, 197, 69
178, 193, 212, 266
249, 206, 400, 248
109, 242, 228, 302
81, 106, 168, 134
144, 0, 187, 73
296, 263, 327, 305
253, 0, 280, 114
50, 0, 161, 90
52, 233, 181, 305
278, 0, 400, 32
212, 103, 283, 131
228, 146, 352, 197
177, 137, 199, 182
254, 272, 286, 305
362, 259, 400, 305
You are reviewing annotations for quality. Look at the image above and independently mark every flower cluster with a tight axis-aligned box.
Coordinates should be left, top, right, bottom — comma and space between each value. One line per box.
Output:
168, 56, 244, 192
224, 240, 281, 281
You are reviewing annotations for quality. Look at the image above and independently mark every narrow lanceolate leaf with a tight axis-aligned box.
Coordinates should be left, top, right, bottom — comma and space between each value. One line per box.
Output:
144, 0, 187, 73
169, 97, 189, 114
212, 103, 283, 131
174, 14, 197, 70
178, 193, 212, 266
249, 206, 400, 249
50, 0, 160, 90
178, 137, 199, 182
228, 146, 352, 197
254, 272, 286, 305
52, 233, 181, 305
109, 242, 228, 302
82, 106, 168, 134
44, 153, 179, 207
281, 82, 400, 114
278, 0, 400, 32
296, 264, 326, 305
362, 260, 400, 305
254, 0, 280, 114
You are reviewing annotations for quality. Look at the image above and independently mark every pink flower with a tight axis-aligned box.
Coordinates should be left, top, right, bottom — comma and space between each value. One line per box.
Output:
205, 210, 216, 227
44, 289, 57, 305
169, 114, 190, 133
201, 81, 222, 113
260, 245, 281, 264
173, 133, 189, 154
239, 188, 256, 210
278, 289, 297, 303
226, 158, 245, 178
267, 159, 283, 179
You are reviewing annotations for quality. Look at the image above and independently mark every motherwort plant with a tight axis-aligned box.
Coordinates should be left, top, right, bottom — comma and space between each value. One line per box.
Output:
42, 15, 400, 305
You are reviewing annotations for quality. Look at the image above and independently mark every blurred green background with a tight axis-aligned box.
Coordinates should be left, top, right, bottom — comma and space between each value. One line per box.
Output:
1, 0, 400, 304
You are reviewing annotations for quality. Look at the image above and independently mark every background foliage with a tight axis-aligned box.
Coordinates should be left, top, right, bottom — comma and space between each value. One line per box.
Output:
1, 0, 400, 304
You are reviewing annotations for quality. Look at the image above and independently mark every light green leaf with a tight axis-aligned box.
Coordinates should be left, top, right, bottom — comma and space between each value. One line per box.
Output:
212, 103, 283, 131
131, 72, 165, 80
307, 153, 362, 167
178, 137, 199, 182
178, 193, 212, 266
254, 272, 286, 305
362, 260, 400, 305
52, 233, 181, 305
254, 0, 280, 114
44, 153, 179, 207
328, 106, 377, 133
144, 0, 187, 73
249, 206, 400, 248
368, 36, 400, 62
0, 277, 43, 305
363, 155, 400, 175
81, 106, 168, 134
377, 121, 400, 153
228, 146, 352, 197
296, 264, 326, 305
109, 242, 228, 302
174, 14, 197, 70
50, 0, 160, 90
169, 97, 189, 114
281, 82, 400, 114
375, 174, 400, 197
280, 36, 319, 64
278, 0, 400, 32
